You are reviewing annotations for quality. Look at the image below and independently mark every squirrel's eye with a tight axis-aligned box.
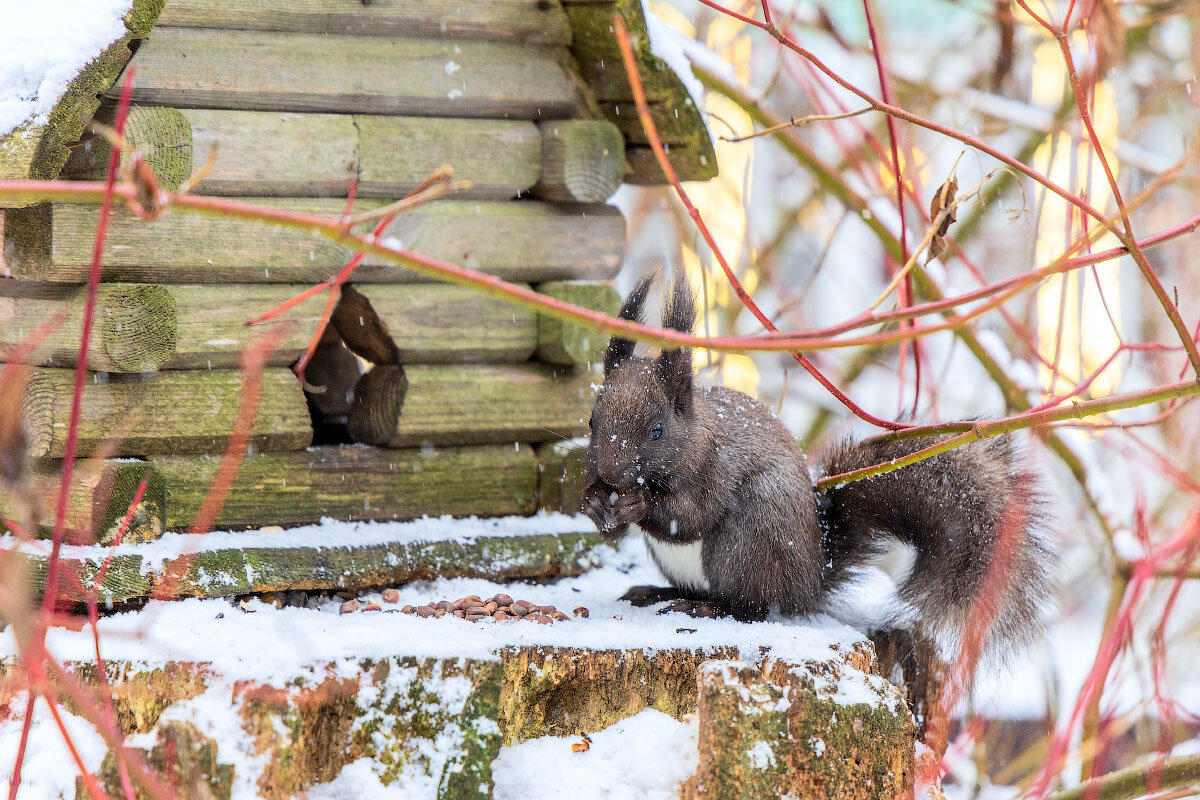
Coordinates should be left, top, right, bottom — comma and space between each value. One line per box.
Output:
650, 422, 663, 440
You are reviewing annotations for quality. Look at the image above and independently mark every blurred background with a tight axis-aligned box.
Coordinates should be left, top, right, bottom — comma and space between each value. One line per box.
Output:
613, 0, 1200, 794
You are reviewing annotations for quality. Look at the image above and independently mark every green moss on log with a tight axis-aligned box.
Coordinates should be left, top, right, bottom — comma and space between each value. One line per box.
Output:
535, 280, 621, 365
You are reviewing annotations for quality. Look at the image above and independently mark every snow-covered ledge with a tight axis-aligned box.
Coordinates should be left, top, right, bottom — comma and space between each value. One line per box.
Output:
3, 536, 919, 799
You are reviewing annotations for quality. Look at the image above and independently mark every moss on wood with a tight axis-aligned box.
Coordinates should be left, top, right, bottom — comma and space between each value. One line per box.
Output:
152, 444, 540, 531
349, 364, 595, 447
20, 368, 311, 459
563, 0, 717, 183
61, 106, 193, 192
0, 0, 165, 194
532, 120, 625, 203
3, 200, 624, 285
114, 28, 577, 120
0, 282, 176, 372
535, 280, 621, 365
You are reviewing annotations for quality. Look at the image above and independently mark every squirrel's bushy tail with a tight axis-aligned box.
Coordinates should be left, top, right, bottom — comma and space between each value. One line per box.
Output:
816, 435, 1056, 658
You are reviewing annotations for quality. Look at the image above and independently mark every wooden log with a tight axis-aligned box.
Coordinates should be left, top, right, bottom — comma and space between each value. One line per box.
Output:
0, 459, 164, 545
348, 364, 595, 447
0, 0, 164, 200
562, 0, 717, 184
333, 284, 537, 366
537, 440, 588, 515
60, 106, 193, 192
1, 200, 625, 284
535, 280, 621, 364
355, 115, 541, 200
152, 444, 538, 531
0, 281, 177, 372
156, 0, 573, 44
61, 110, 545, 200
112, 28, 577, 120
532, 120, 625, 202
17, 523, 604, 603
20, 368, 311, 459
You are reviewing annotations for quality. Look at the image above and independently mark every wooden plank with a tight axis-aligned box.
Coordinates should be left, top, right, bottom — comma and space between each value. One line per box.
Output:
0, 459, 164, 545
182, 109, 358, 197
61, 110, 544, 200
2, 200, 625, 284
355, 115, 541, 200
537, 440, 588, 515
17, 524, 604, 604
334, 284, 537, 365
532, 120, 624, 203
60, 106, 193, 191
112, 28, 577, 119
152, 444, 538, 531
348, 363, 595, 447
0, 281, 177, 372
156, 0, 573, 44
535, 280, 621, 364
0, 0, 165, 201
21, 368, 312, 459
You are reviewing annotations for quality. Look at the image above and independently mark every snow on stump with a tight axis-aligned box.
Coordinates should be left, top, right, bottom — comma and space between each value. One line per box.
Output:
684, 656, 915, 800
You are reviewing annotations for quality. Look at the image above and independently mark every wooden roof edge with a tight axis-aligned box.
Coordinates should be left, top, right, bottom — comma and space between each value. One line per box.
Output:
564, 0, 718, 184
0, 0, 166, 207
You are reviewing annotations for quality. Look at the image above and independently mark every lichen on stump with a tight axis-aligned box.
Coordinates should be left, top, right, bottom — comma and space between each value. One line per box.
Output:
685, 657, 916, 800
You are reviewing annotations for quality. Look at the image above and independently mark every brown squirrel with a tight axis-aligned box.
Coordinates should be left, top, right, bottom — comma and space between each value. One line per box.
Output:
583, 272, 1056, 654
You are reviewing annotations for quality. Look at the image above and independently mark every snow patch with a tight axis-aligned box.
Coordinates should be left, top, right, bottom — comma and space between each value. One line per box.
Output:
0, 0, 132, 137
493, 709, 698, 800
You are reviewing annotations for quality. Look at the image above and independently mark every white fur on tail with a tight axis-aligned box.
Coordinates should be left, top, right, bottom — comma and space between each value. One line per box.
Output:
640, 528, 709, 592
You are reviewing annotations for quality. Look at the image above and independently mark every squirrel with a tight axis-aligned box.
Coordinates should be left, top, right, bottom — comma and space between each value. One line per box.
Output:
582, 272, 1056, 656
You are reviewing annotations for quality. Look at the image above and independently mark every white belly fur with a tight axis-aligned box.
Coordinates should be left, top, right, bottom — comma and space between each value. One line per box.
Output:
641, 529, 709, 592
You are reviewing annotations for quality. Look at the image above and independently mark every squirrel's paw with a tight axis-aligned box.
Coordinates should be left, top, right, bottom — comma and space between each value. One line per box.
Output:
620, 585, 687, 607
612, 489, 650, 525
656, 599, 727, 619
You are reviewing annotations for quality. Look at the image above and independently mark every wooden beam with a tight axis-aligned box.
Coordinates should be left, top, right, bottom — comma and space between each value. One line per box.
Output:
333, 284, 538, 366
537, 440, 588, 515
0, 459, 164, 545
112, 28, 577, 120
348, 363, 595, 447
2, 200, 625, 284
0, 0, 165, 200
0, 281, 177, 372
21, 368, 311, 459
17, 520, 603, 603
156, 0, 573, 44
532, 120, 625, 203
355, 115, 540, 200
64, 110, 545, 200
535, 280, 621, 365
152, 443, 538, 532
60, 105, 193, 191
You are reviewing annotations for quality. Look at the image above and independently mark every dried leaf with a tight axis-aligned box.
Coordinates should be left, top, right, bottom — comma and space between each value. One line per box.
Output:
927, 176, 959, 264
1086, 0, 1125, 82
571, 738, 591, 753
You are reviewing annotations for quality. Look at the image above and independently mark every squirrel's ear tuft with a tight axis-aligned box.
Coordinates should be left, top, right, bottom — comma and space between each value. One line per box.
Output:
603, 274, 655, 376
657, 271, 695, 414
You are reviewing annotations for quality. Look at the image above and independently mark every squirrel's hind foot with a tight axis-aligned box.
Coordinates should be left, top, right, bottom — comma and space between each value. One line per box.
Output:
619, 585, 688, 606
656, 599, 728, 619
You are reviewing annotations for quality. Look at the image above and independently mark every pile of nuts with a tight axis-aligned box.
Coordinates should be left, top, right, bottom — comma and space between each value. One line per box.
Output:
402, 594, 588, 624
338, 590, 589, 624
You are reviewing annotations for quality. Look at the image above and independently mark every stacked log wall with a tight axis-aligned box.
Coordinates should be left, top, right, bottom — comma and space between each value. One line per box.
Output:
1, 0, 642, 549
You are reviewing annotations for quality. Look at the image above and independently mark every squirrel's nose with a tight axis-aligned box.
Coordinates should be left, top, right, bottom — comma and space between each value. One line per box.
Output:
598, 463, 636, 490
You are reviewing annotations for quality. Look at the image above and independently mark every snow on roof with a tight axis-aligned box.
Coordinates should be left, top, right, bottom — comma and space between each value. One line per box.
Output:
0, 0, 132, 137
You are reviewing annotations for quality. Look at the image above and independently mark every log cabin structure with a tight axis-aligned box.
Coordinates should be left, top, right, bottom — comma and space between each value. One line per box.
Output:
1, 0, 715, 558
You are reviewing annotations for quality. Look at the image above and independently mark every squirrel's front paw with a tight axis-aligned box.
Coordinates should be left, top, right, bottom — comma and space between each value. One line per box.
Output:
612, 489, 650, 525
582, 484, 627, 536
